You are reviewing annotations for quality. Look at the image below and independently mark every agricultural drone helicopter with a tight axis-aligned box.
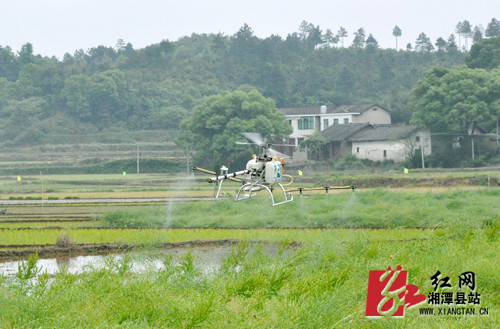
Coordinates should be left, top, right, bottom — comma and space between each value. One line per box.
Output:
192, 132, 356, 206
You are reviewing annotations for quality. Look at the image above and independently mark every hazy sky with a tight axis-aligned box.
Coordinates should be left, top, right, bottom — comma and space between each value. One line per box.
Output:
1, 0, 498, 58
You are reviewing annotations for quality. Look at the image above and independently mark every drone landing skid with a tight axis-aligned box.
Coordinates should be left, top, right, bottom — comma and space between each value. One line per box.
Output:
235, 183, 293, 207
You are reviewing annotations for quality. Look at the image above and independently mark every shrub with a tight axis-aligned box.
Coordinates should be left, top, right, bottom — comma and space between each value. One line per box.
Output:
24, 196, 42, 200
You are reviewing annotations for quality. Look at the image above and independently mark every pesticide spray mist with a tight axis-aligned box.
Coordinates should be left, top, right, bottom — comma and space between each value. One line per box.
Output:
164, 171, 197, 227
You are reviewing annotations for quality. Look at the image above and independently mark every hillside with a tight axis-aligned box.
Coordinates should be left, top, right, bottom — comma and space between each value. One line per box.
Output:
0, 24, 469, 148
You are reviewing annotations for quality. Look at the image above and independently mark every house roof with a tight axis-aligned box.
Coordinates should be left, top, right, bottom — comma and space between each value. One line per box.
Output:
347, 124, 419, 142
334, 104, 387, 114
321, 123, 371, 142
280, 104, 387, 116
280, 106, 333, 115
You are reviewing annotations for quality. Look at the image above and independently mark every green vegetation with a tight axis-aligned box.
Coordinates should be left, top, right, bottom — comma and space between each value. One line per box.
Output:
102, 207, 168, 228
465, 36, 500, 69
0, 228, 497, 328
0, 227, 432, 247
0, 158, 184, 175
0, 20, 478, 148
0, 173, 498, 327
410, 66, 500, 135
97, 189, 500, 229
177, 89, 292, 168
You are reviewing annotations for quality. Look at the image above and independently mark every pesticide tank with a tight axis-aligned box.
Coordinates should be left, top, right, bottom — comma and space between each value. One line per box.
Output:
245, 157, 282, 184
264, 160, 282, 184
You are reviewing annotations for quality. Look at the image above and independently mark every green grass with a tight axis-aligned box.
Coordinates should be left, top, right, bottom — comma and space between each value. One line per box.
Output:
1, 170, 498, 197
0, 228, 434, 247
99, 189, 500, 229
0, 227, 497, 328
0, 178, 498, 328
0, 221, 101, 229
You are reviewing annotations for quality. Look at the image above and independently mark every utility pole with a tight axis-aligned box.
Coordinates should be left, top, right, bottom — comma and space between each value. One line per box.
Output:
186, 145, 190, 174
496, 119, 499, 151
471, 136, 475, 160
40, 171, 44, 213
419, 132, 425, 169
136, 144, 140, 176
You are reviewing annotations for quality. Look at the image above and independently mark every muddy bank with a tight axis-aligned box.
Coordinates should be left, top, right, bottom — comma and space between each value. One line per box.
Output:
0, 218, 94, 223
0, 197, 220, 205
316, 175, 499, 188
0, 226, 440, 231
0, 239, 301, 261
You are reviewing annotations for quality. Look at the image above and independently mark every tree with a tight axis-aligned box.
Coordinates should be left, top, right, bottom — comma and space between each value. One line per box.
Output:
231, 23, 257, 58
460, 20, 472, 50
337, 27, 348, 47
124, 43, 135, 57
61, 74, 92, 121
415, 33, 434, 52
18, 43, 34, 65
455, 21, 463, 50
446, 34, 458, 53
302, 130, 328, 160
176, 89, 292, 168
323, 29, 335, 47
297, 21, 323, 49
351, 28, 366, 48
307, 24, 323, 49
211, 32, 227, 54
0, 46, 19, 81
465, 36, 500, 69
323, 29, 339, 47
365, 34, 379, 52
410, 66, 500, 135
298, 20, 310, 41
392, 25, 402, 51
485, 18, 500, 37
115, 39, 126, 52
435, 37, 447, 52
473, 26, 484, 44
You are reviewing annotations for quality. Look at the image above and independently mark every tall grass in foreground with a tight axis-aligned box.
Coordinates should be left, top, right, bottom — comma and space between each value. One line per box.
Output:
101, 189, 500, 229
0, 227, 497, 328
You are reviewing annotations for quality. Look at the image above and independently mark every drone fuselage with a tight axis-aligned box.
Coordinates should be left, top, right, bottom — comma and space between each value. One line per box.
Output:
244, 155, 282, 185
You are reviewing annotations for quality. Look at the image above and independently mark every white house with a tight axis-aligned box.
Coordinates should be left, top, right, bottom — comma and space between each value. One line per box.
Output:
348, 124, 431, 162
280, 104, 392, 146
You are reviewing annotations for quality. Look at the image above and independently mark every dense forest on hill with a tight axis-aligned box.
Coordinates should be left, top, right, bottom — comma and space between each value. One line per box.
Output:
0, 19, 499, 147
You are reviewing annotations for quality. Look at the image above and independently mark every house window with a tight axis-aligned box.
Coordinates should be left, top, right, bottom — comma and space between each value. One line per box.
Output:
333, 118, 339, 124
344, 118, 349, 124
323, 119, 329, 129
383, 150, 387, 158
288, 120, 292, 126
356, 147, 359, 153
297, 138, 304, 145
415, 136, 420, 142
298, 116, 314, 130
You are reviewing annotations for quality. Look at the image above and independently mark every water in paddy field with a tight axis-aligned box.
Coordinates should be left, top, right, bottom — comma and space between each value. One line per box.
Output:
0, 245, 288, 278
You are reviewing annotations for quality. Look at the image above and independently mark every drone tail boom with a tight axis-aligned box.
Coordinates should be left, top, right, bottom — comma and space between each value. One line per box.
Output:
207, 169, 250, 183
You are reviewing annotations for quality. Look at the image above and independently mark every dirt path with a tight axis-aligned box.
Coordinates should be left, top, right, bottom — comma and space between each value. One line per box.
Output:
0, 197, 221, 205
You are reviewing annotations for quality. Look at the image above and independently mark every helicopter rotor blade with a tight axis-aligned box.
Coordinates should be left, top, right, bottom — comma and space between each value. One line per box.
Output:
269, 143, 296, 147
242, 132, 265, 146
267, 147, 292, 159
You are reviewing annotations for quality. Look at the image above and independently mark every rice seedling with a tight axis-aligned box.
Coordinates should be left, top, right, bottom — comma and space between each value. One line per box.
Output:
0, 226, 497, 328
